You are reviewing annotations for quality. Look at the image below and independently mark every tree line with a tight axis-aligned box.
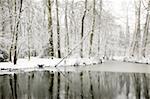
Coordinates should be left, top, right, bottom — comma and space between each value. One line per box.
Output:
1, 0, 149, 64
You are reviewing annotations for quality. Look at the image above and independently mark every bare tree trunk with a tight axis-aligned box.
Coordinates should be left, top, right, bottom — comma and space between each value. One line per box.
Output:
65, 0, 69, 55
0, 0, 5, 38
8, 0, 14, 62
13, 0, 23, 64
125, 6, 130, 57
56, 0, 61, 58
142, 0, 150, 57
27, 30, 31, 61
130, 0, 141, 58
89, 0, 96, 57
70, 0, 75, 56
98, 0, 102, 56
80, 0, 87, 58
27, 0, 33, 61
48, 0, 54, 57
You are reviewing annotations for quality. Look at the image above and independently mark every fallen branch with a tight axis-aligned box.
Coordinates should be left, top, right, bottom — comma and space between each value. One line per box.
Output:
54, 30, 92, 67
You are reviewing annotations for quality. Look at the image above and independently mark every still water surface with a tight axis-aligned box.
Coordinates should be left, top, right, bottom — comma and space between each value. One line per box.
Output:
0, 61, 150, 99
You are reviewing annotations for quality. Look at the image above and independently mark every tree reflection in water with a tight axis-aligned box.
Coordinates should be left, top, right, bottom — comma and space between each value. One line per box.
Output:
0, 71, 149, 99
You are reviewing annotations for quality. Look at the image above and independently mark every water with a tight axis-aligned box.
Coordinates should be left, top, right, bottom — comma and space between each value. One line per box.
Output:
0, 61, 150, 99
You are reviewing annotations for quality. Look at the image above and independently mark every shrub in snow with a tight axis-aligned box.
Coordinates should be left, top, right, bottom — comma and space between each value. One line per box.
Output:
72, 59, 81, 66
74, 63, 79, 66
83, 62, 86, 65
0, 49, 8, 62
98, 59, 102, 64
98, 58, 103, 64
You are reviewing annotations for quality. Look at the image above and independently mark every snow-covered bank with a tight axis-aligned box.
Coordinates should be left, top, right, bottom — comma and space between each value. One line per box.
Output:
112, 56, 150, 64
123, 57, 150, 64
112, 56, 125, 61
0, 57, 102, 70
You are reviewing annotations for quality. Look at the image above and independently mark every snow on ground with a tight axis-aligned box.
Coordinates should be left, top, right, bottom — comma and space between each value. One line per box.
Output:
112, 56, 150, 64
1, 58, 150, 74
0, 57, 102, 70
123, 57, 150, 64
112, 56, 125, 61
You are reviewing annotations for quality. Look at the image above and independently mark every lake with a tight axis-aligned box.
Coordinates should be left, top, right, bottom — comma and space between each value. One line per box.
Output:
0, 61, 150, 99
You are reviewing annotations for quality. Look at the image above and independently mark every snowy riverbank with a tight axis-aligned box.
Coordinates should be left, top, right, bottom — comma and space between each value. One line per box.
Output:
0, 57, 103, 70
112, 56, 150, 64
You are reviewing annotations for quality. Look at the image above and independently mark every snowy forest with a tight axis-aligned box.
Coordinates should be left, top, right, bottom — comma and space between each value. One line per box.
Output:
0, 0, 150, 65
1, 0, 150, 99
